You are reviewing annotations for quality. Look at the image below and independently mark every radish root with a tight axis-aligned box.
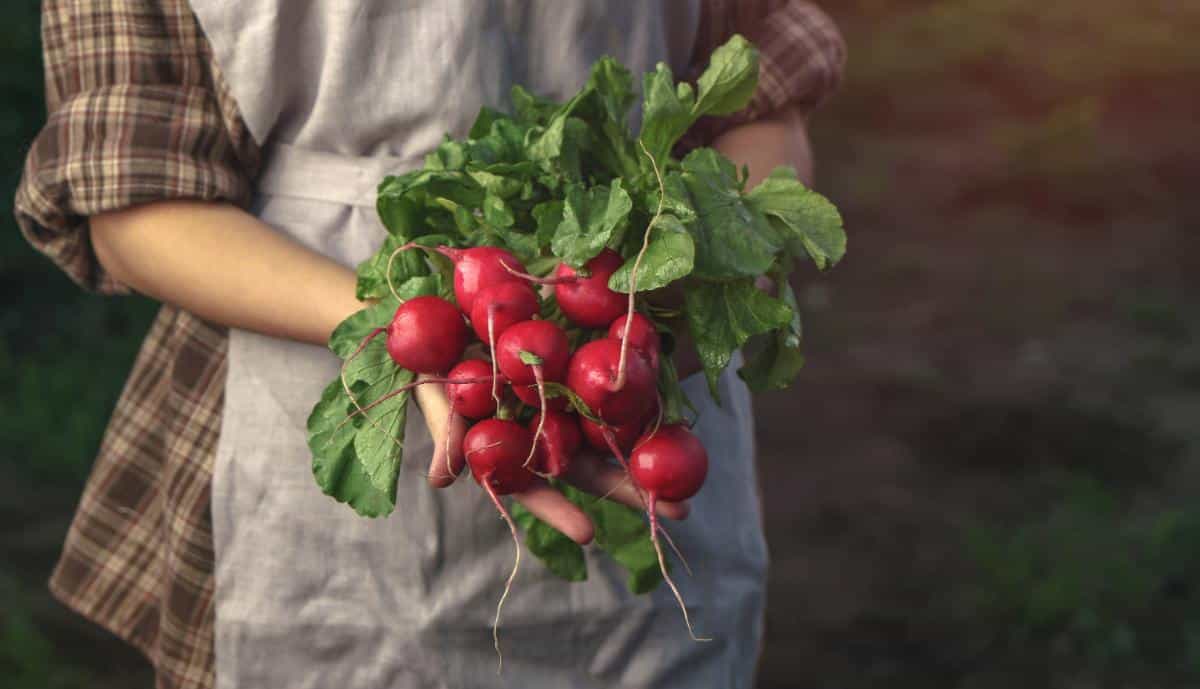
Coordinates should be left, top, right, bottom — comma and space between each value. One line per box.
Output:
598, 426, 693, 577
482, 480, 521, 674
649, 494, 709, 642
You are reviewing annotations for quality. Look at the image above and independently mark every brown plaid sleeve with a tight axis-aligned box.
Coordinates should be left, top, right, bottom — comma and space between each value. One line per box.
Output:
14, 0, 258, 295
683, 0, 847, 146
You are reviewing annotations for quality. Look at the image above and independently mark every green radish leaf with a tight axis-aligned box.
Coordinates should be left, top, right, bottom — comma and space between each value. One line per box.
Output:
740, 271, 805, 391
511, 503, 587, 582
344, 336, 414, 494
692, 34, 759, 117
684, 279, 793, 401
586, 56, 635, 129
558, 483, 663, 594
518, 351, 545, 366
511, 85, 561, 126
533, 200, 565, 247
680, 148, 782, 280
608, 214, 694, 293
657, 352, 696, 424
551, 181, 633, 268
739, 331, 806, 393
308, 379, 395, 517
328, 298, 397, 359
746, 166, 847, 269
639, 63, 697, 167
482, 193, 515, 228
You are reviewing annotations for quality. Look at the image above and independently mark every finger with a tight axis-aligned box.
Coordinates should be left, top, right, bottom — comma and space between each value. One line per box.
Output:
512, 480, 594, 545
415, 380, 466, 487
564, 453, 690, 521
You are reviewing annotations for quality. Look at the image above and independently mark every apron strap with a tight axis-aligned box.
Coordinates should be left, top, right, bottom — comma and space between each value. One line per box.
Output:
255, 143, 420, 208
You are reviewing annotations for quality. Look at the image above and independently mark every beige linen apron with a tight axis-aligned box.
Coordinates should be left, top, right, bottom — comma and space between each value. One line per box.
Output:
192, 2, 768, 686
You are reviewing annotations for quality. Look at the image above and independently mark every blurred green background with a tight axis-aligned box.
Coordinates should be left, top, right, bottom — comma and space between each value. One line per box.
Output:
2, 1, 1198, 687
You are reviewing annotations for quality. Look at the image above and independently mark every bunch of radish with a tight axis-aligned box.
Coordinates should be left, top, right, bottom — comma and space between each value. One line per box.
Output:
308, 34, 846, 668
344, 242, 709, 653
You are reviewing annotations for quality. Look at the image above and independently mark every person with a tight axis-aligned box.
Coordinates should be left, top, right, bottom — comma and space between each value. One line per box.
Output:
15, 1, 845, 687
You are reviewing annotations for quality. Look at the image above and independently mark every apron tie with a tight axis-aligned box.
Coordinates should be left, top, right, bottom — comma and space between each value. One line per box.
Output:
255, 143, 419, 208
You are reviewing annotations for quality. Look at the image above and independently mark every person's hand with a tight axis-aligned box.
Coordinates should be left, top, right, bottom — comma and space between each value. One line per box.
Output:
413, 379, 688, 544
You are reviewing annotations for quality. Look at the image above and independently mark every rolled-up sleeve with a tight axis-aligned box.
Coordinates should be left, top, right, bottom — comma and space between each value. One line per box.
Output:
14, 0, 255, 294
684, 0, 847, 146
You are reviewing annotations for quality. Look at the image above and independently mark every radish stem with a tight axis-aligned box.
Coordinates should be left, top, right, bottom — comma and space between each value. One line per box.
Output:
522, 364, 547, 469
613, 139, 666, 392
499, 260, 575, 285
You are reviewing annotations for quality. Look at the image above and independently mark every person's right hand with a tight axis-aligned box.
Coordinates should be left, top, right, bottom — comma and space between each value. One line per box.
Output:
415, 381, 687, 545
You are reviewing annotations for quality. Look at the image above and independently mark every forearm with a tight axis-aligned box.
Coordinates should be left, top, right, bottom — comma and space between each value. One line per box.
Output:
713, 105, 814, 188
91, 200, 362, 346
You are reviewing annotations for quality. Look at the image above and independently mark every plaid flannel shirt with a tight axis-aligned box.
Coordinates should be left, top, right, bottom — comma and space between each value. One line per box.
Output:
14, 2, 845, 687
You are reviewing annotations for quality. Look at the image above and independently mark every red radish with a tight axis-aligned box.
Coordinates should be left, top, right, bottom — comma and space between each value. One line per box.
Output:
580, 416, 644, 456
512, 382, 568, 411
468, 281, 539, 343
442, 246, 527, 315
386, 296, 468, 374
554, 249, 627, 328
496, 320, 570, 385
446, 360, 502, 420
529, 410, 582, 477
628, 423, 710, 641
462, 418, 536, 670
630, 424, 709, 502
383, 244, 526, 314
608, 312, 661, 373
566, 338, 656, 425
464, 419, 536, 494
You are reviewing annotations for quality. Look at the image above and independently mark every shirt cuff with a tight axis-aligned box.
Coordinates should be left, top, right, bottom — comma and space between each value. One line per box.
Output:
14, 83, 251, 294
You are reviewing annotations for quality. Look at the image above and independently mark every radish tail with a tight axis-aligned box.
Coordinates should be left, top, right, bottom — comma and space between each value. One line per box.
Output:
648, 494, 709, 642
522, 365, 547, 468
482, 480, 521, 674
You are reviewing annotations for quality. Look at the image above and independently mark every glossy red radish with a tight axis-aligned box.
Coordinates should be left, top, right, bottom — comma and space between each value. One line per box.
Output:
462, 418, 537, 670
566, 338, 655, 425
468, 281, 539, 343
553, 249, 626, 328
496, 319, 571, 468
446, 359, 502, 420
629, 423, 710, 641
608, 312, 660, 373
630, 424, 709, 502
528, 410, 582, 477
496, 320, 570, 385
442, 246, 527, 314
512, 382, 568, 411
385, 296, 468, 374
